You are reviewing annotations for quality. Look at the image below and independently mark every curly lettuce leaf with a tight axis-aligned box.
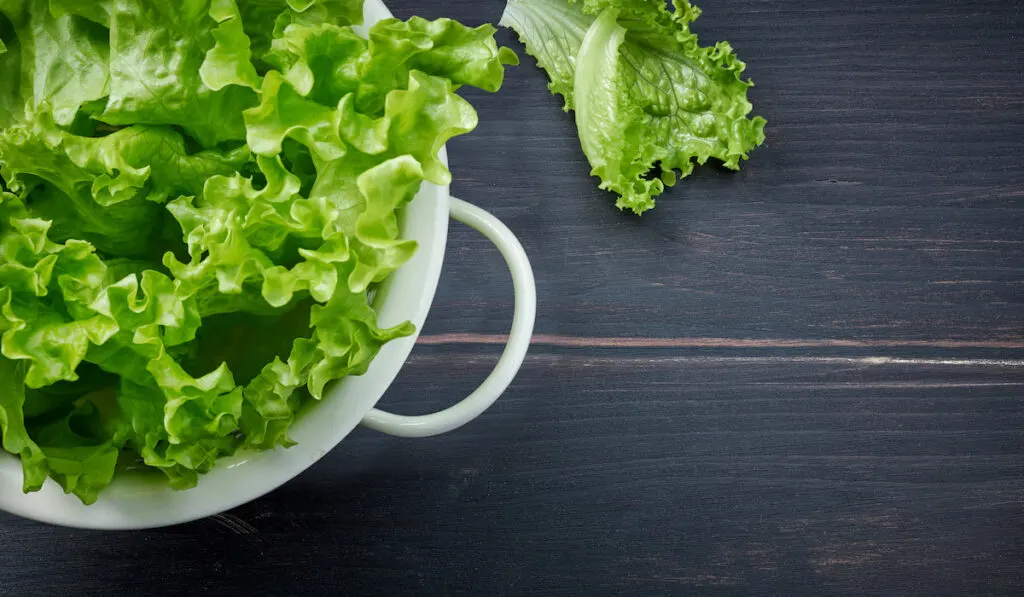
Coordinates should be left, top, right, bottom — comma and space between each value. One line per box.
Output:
0, 216, 119, 387
237, 258, 413, 449
0, 114, 249, 256
0, 356, 47, 492
0, 17, 21, 129
1, 306, 120, 506
501, 0, 766, 213
114, 378, 241, 490
236, 0, 364, 62
46, 0, 110, 25
26, 399, 123, 504
95, 0, 259, 146
164, 153, 348, 309
361, 17, 518, 105
304, 260, 414, 400
19, 9, 108, 127
0, 7, 515, 504
244, 70, 349, 161
262, 16, 516, 117
1, 2, 109, 127
80, 272, 243, 489
201, 0, 262, 92
498, 0, 592, 110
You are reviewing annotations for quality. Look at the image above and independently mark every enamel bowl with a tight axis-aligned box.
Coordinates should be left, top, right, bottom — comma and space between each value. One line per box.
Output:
0, 0, 536, 530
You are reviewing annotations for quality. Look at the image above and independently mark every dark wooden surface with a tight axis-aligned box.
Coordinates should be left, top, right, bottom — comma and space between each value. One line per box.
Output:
2, 1, 1023, 595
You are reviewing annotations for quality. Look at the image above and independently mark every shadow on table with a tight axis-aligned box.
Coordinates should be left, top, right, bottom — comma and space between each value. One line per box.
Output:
115, 466, 845, 596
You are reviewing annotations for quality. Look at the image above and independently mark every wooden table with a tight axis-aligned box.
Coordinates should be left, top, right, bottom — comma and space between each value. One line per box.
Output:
3, 1, 1022, 595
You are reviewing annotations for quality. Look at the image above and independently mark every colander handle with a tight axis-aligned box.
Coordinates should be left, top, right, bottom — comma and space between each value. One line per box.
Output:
360, 196, 537, 438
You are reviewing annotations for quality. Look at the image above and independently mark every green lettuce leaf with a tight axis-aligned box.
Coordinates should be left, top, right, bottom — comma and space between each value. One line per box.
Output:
501, 0, 766, 213
497, 0, 592, 109
0, 18, 22, 129
46, 0, 111, 25
0, 356, 47, 492
237, 257, 413, 449
244, 70, 349, 161
20, 8, 109, 126
262, 16, 516, 117
304, 260, 414, 400
26, 399, 123, 504
360, 17, 518, 106
95, 0, 259, 146
0, 5, 514, 504
0, 2, 103, 132
0, 215, 119, 387
0, 113, 249, 256
114, 378, 241, 490
201, 0, 262, 92
1, 321, 120, 505
235, 0, 365, 63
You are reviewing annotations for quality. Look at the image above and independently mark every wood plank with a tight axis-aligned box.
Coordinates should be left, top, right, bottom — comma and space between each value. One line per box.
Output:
2, 354, 1021, 595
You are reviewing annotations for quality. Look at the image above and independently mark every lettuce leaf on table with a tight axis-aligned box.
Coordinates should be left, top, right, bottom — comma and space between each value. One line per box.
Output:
0, 0, 515, 503
500, 0, 765, 214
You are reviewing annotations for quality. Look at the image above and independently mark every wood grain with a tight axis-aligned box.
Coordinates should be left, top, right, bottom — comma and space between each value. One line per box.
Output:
3, 353, 1022, 596
418, 333, 1024, 350
2, 0, 1022, 595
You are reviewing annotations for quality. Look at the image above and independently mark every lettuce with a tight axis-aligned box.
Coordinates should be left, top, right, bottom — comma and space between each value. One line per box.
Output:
500, 0, 765, 214
0, 0, 514, 503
